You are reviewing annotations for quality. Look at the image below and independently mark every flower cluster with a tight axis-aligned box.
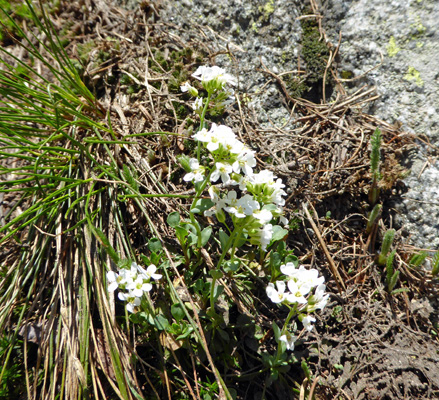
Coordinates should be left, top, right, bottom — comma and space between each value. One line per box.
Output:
183, 123, 288, 251
266, 262, 329, 351
180, 66, 288, 252
107, 262, 162, 313
181, 65, 236, 115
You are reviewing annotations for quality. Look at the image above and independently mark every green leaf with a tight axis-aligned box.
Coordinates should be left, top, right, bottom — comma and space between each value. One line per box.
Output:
271, 225, 288, 242
270, 252, 282, 270
217, 328, 230, 342
301, 360, 312, 380
210, 269, 223, 280
122, 164, 139, 191
388, 270, 399, 292
385, 250, 396, 286
167, 211, 181, 227
175, 225, 189, 241
200, 226, 212, 247
370, 128, 382, 177
187, 232, 197, 246
168, 322, 181, 335
285, 254, 298, 265
218, 229, 229, 251
379, 229, 395, 266
175, 326, 194, 340
432, 252, 439, 276
181, 222, 197, 234
276, 241, 286, 253
194, 279, 205, 294
223, 260, 239, 273
235, 231, 248, 248
269, 368, 279, 383
171, 303, 185, 322
228, 388, 237, 400
272, 321, 281, 341
191, 198, 214, 214
409, 251, 428, 268
148, 237, 162, 252
150, 252, 161, 266
177, 155, 191, 172
154, 314, 170, 331
212, 284, 224, 302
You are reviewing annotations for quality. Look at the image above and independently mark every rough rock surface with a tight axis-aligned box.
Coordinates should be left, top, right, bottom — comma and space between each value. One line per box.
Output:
160, 0, 304, 126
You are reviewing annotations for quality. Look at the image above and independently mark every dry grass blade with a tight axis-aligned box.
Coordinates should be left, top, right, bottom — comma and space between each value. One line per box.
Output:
303, 203, 346, 292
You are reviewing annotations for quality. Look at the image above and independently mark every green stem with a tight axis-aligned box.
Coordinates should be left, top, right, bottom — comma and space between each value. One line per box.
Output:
209, 231, 237, 311
189, 170, 213, 248
229, 223, 245, 261
197, 92, 212, 161
274, 305, 297, 364
281, 306, 297, 335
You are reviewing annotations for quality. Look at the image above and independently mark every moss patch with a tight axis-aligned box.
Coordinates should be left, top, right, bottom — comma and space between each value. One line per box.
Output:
286, 10, 334, 101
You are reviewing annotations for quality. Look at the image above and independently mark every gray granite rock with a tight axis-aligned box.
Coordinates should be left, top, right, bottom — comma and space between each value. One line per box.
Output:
159, 0, 304, 126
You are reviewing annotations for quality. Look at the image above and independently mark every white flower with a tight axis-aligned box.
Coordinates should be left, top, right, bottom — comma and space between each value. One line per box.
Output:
249, 223, 273, 250
302, 315, 316, 331
297, 267, 325, 289
232, 149, 256, 175
136, 263, 162, 281
286, 279, 310, 304
125, 263, 162, 296
281, 265, 324, 292
192, 65, 237, 88
237, 194, 259, 215
270, 186, 287, 206
247, 169, 276, 185
204, 186, 228, 218
252, 209, 273, 224
143, 264, 162, 281
221, 190, 239, 215
118, 291, 141, 313
183, 158, 205, 183
192, 97, 204, 112
246, 170, 287, 206
106, 271, 120, 292
225, 193, 259, 219
180, 82, 190, 92
210, 162, 233, 184
279, 332, 296, 351
126, 275, 153, 297
180, 82, 198, 97
260, 223, 273, 251
280, 262, 296, 276
115, 264, 138, 289
279, 215, 289, 225
208, 185, 221, 202
192, 127, 210, 142
224, 190, 238, 204
307, 284, 329, 312
203, 124, 237, 153
223, 137, 245, 155
266, 281, 293, 304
